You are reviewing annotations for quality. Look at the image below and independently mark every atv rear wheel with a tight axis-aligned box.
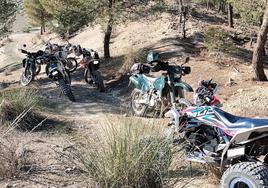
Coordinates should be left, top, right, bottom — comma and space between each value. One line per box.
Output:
221, 162, 268, 188
58, 79, 75, 102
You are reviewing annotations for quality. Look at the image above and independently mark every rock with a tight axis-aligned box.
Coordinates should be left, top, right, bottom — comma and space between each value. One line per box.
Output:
5, 183, 12, 188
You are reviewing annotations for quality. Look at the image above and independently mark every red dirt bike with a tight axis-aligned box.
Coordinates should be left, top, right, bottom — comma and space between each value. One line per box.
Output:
73, 45, 105, 92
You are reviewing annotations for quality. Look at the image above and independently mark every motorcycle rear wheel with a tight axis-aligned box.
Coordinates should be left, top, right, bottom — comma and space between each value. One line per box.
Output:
64, 57, 78, 73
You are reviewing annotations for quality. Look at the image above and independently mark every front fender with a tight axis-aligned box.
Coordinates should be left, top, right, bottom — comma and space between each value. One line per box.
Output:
175, 82, 193, 92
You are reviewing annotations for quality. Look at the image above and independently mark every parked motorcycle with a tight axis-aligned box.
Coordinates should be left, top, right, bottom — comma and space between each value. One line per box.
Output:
45, 42, 78, 73
194, 79, 222, 107
73, 45, 105, 92
165, 106, 268, 187
20, 46, 44, 86
129, 52, 193, 117
44, 54, 75, 102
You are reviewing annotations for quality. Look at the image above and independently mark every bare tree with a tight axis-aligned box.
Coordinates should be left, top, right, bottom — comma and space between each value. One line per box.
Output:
252, 2, 268, 81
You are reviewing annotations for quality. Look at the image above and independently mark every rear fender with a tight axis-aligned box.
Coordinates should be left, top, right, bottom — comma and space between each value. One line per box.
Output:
220, 125, 268, 170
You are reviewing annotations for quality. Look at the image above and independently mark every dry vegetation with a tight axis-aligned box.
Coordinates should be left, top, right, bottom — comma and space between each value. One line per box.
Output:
61, 117, 173, 188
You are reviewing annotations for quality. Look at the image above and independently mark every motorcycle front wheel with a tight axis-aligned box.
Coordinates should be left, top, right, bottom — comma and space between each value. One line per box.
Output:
85, 69, 105, 92
131, 88, 148, 117
20, 68, 34, 86
58, 78, 75, 102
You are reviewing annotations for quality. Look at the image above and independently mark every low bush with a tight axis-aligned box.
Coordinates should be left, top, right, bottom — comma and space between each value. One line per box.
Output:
0, 132, 31, 180
0, 87, 45, 130
204, 27, 237, 54
66, 117, 173, 188
118, 48, 148, 76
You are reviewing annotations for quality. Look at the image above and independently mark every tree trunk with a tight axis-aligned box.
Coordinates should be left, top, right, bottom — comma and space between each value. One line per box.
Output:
252, 2, 268, 81
228, 3, 234, 28
104, 0, 113, 61
40, 26, 43, 35
207, 0, 211, 10
178, 0, 183, 23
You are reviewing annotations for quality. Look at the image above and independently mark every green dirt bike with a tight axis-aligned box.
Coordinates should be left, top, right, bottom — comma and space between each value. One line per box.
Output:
44, 54, 75, 102
129, 53, 193, 117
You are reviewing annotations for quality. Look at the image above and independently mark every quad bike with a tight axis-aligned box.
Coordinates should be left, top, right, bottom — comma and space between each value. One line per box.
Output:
165, 106, 268, 188
129, 52, 193, 117
44, 54, 75, 102
45, 42, 78, 73
20, 46, 44, 86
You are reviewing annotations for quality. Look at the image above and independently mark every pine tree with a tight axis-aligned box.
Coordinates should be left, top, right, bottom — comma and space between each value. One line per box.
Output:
0, 0, 17, 35
24, 0, 52, 35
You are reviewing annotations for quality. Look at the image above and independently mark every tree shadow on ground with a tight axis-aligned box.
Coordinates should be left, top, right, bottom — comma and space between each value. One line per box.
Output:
190, 7, 226, 25
148, 34, 204, 61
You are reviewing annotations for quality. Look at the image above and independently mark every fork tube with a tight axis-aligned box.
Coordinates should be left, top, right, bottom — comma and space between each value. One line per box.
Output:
168, 74, 176, 108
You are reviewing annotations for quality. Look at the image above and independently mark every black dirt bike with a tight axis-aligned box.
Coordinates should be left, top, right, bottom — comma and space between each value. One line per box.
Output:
20, 48, 44, 86
44, 54, 75, 102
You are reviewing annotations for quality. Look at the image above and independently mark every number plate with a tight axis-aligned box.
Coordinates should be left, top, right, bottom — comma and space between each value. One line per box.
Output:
227, 146, 245, 158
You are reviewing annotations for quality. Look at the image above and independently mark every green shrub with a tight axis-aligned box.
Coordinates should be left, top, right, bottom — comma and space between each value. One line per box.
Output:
0, 87, 45, 130
67, 117, 173, 188
204, 27, 237, 53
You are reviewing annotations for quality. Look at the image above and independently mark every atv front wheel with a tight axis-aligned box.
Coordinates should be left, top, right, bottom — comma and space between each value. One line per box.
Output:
221, 162, 268, 188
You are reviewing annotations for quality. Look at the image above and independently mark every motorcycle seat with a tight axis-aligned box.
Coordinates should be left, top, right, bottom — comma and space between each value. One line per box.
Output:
144, 75, 157, 84
214, 108, 268, 129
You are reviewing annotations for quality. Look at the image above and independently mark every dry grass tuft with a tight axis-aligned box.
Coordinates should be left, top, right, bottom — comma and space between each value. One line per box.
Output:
62, 117, 173, 188
0, 129, 33, 180
0, 87, 46, 131
118, 48, 148, 76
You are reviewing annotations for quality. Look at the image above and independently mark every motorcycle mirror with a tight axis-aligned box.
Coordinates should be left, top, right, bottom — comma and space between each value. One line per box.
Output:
182, 57, 190, 66
185, 57, 190, 63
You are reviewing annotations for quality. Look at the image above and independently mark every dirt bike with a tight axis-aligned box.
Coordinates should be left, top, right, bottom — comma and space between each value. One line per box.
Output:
78, 48, 105, 92
165, 106, 268, 188
45, 42, 78, 73
194, 79, 222, 107
129, 57, 193, 117
44, 54, 75, 102
20, 48, 44, 86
